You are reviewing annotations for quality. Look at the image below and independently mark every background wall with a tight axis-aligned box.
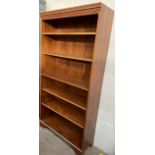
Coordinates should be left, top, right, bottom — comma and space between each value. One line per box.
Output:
44, 1, 115, 154
39, 0, 46, 11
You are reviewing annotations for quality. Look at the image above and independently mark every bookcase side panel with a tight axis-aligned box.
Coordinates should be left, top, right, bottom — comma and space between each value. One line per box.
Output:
82, 6, 114, 150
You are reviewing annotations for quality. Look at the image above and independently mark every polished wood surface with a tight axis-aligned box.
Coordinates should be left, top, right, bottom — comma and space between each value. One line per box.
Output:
42, 72, 89, 91
42, 32, 96, 35
42, 87, 87, 110
42, 36, 94, 59
41, 77, 88, 110
43, 52, 92, 62
40, 3, 114, 155
40, 3, 102, 16
82, 6, 114, 150
42, 96, 85, 128
40, 3, 101, 20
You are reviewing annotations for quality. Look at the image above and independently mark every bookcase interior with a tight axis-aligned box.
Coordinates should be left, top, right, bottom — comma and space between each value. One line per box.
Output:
42, 15, 98, 33
41, 11, 98, 152
40, 105, 83, 149
42, 55, 91, 84
41, 77, 88, 110
42, 35, 95, 60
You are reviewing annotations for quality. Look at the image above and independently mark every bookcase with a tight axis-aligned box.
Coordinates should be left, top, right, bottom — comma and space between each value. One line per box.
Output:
40, 3, 114, 155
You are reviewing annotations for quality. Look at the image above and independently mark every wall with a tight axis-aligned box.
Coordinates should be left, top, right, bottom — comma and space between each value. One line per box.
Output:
45, 1, 115, 154
39, 0, 46, 11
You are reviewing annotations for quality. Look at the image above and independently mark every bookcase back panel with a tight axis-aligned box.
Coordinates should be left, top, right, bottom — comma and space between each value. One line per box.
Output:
42, 15, 97, 33
42, 56, 91, 81
42, 35, 95, 59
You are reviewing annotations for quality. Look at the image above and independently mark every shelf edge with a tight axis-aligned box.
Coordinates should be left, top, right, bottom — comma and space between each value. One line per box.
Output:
43, 52, 92, 62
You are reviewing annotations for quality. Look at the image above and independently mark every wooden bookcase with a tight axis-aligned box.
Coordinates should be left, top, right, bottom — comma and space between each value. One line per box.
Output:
40, 3, 114, 155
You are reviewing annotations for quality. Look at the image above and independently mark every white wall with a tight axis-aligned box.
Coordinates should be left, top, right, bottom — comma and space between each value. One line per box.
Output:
45, 1, 115, 154
46, 0, 114, 10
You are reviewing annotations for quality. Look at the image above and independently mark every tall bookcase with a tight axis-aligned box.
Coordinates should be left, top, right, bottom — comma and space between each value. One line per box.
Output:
40, 3, 114, 155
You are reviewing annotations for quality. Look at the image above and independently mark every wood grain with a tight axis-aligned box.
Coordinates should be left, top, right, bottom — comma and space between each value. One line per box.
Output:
40, 3, 102, 20
43, 52, 92, 62
42, 87, 87, 110
42, 35, 94, 60
82, 5, 114, 150
40, 3, 114, 155
42, 32, 96, 35
42, 97, 85, 128
42, 72, 89, 91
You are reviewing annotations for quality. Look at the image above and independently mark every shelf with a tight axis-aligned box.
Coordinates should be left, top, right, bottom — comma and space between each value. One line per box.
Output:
42, 99, 85, 128
42, 73, 89, 91
43, 52, 92, 62
42, 35, 94, 59
42, 87, 87, 110
40, 114, 82, 151
42, 32, 96, 36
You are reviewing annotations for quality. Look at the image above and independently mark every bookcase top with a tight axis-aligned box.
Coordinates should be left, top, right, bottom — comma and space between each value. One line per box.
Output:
40, 3, 113, 20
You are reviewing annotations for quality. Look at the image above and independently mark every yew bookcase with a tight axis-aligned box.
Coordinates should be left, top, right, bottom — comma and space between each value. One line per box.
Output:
40, 3, 114, 155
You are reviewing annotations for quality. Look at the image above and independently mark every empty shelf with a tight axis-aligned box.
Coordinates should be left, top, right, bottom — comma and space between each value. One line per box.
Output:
42, 99, 85, 128
42, 72, 89, 91
42, 87, 87, 110
40, 114, 82, 150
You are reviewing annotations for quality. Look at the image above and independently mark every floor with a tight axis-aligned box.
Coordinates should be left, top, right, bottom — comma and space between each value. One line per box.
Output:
40, 126, 107, 155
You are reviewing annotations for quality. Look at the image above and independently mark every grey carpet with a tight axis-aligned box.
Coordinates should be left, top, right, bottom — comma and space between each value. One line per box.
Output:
40, 126, 107, 155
